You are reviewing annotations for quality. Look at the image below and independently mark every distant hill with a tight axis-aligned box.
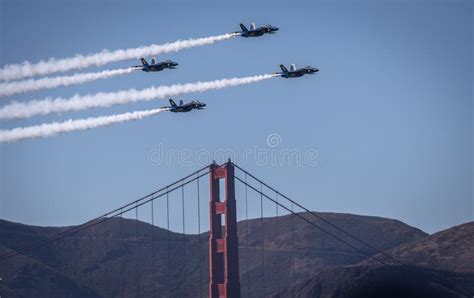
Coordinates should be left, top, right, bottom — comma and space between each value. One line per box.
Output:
236, 212, 427, 296
360, 221, 474, 273
271, 265, 474, 298
272, 221, 474, 298
0, 244, 100, 297
0, 212, 435, 297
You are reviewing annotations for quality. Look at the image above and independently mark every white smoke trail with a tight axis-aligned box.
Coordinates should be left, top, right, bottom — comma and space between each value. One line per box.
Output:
0, 33, 239, 81
0, 74, 278, 120
0, 68, 136, 97
0, 108, 166, 143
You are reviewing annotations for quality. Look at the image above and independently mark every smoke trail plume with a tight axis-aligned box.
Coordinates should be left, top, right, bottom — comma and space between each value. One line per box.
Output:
0, 74, 278, 120
0, 68, 136, 97
0, 33, 239, 81
0, 108, 166, 143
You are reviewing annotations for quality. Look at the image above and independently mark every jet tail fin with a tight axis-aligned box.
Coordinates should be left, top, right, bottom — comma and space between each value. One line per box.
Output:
140, 58, 149, 66
169, 99, 178, 108
280, 64, 288, 73
240, 23, 248, 32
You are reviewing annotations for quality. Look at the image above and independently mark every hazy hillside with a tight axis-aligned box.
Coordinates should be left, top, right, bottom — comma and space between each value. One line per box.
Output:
361, 221, 474, 273
273, 221, 474, 298
0, 245, 100, 297
0, 212, 429, 297
272, 265, 474, 298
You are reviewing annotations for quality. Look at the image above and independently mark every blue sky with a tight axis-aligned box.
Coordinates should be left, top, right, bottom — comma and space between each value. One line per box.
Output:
0, 0, 472, 234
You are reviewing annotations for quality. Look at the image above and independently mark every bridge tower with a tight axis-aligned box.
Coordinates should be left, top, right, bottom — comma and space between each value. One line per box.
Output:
209, 160, 241, 298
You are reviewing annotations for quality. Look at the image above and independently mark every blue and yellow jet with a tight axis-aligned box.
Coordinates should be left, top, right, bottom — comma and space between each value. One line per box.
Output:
163, 99, 206, 113
237, 22, 279, 37
275, 64, 319, 78
132, 58, 178, 72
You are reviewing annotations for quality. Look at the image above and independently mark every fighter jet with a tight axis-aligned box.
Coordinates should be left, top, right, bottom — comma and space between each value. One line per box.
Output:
163, 99, 206, 113
237, 22, 279, 37
275, 64, 319, 78
132, 58, 178, 72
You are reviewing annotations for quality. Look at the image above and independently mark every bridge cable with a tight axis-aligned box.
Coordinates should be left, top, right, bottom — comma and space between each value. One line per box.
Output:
275, 192, 280, 283
291, 202, 296, 287
196, 173, 203, 297
104, 215, 108, 268
151, 199, 155, 297
0, 166, 209, 261
0, 169, 209, 297
306, 214, 310, 279
135, 204, 141, 298
120, 208, 125, 298
260, 182, 266, 297
0, 170, 212, 296
233, 164, 402, 266
234, 175, 390, 267
88, 224, 93, 288
182, 182, 187, 296
0, 168, 210, 262
166, 187, 171, 298
245, 173, 250, 297
237, 177, 474, 297
72, 227, 77, 281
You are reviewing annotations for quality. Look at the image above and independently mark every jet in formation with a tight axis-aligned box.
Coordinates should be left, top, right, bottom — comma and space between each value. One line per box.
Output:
237, 22, 279, 37
163, 99, 206, 113
275, 64, 319, 78
132, 58, 178, 72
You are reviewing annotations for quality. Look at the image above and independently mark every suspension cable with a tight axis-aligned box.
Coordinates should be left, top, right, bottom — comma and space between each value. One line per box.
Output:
88, 224, 93, 287
94, 164, 208, 222
291, 202, 296, 286
240, 172, 474, 297
260, 182, 266, 297
73, 229, 77, 279
197, 173, 203, 296
151, 199, 155, 297
136, 204, 140, 298
0, 169, 210, 262
245, 173, 250, 297
306, 214, 310, 279
120, 208, 125, 298
275, 192, 279, 275
182, 181, 187, 297
166, 187, 170, 298
233, 163, 403, 266
0, 165, 210, 264
104, 214, 108, 263
234, 175, 390, 267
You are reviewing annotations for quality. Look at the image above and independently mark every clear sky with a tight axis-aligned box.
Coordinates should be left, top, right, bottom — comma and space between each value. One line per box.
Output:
0, 0, 472, 234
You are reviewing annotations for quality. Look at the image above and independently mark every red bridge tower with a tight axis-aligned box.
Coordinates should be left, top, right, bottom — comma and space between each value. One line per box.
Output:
209, 160, 241, 298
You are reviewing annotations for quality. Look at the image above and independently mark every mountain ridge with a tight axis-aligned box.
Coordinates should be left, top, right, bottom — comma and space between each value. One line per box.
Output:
1, 212, 468, 297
